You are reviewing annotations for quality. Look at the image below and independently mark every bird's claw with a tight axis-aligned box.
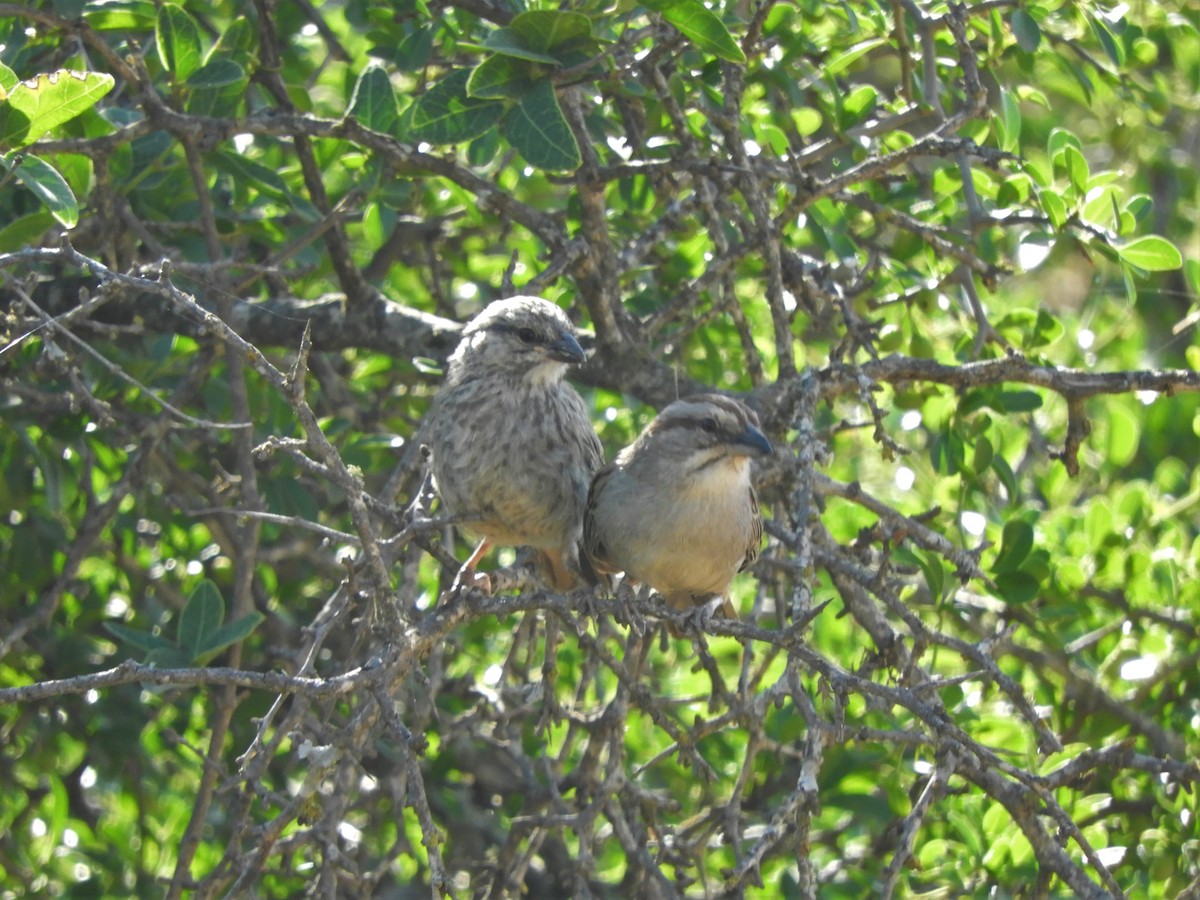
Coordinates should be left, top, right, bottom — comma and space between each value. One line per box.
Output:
676, 595, 726, 637
613, 578, 647, 636
441, 567, 492, 603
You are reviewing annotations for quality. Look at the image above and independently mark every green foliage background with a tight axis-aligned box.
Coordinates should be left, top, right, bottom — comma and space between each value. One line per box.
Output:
1, 0, 1198, 896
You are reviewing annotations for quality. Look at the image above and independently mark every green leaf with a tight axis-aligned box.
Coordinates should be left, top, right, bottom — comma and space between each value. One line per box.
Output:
2, 154, 79, 227
641, 0, 747, 64
992, 520, 1034, 574
508, 10, 594, 53
998, 88, 1021, 153
156, 3, 203, 82
1106, 402, 1140, 466
499, 77, 580, 171
919, 550, 946, 601
841, 85, 877, 125
195, 611, 265, 662
468, 56, 537, 101
393, 26, 435, 72
104, 622, 178, 654
1030, 308, 1064, 348
972, 435, 994, 475
85, 0, 157, 30
209, 149, 320, 220
930, 429, 964, 476
1047, 127, 1081, 162
185, 58, 245, 89
1115, 235, 1183, 272
349, 64, 400, 133
993, 571, 1041, 605
1184, 258, 1200, 293
1063, 145, 1088, 196
178, 579, 225, 662
1011, 9, 1041, 53
409, 69, 504, 144
481, 30, 562, 65
992, 455, 1019, 504
185, 59, 247, 117
143, 646, 192, 669
825, 38, 886, 75
0, 62, 17, 93
1039, 188, 1066, 230
1087, 14, 1125, 67
0, 211, 56, 252
0, 70, 116, 150
993, 390, 1043, 412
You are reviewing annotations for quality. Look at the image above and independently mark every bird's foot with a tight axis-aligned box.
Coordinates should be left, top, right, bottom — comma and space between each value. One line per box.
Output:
674, 595, 727, 638
440, 566, 492, 604
575, 584, 604, 630
612, 578, 647, 636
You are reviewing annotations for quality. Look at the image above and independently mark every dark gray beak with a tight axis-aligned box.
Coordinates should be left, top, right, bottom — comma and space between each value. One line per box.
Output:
734, 424, 773, 457
547, 332, 586, 365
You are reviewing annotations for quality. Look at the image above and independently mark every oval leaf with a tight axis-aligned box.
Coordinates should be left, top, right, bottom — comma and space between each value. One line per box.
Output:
509, 10, 594, 54
994, 571, 1041, 605
5, 154, 79, 227
157, 3, 203, 82
499, 77, 580, 171
104, 622, 178, 654
0, 61, 18, 92
468, 56, 536, 101
178, 579, 225, 661
1115, 235, 1183, 272
641, 0, 746, 64
186, 58, 246, 89
1011, 9, 1041, 53
409, 69, 504, 144
992, 520, 1034, 574
195, 611, 265, 662
0, 69, 116, 150
481, 30, 562, 64
349, 64, 400, 133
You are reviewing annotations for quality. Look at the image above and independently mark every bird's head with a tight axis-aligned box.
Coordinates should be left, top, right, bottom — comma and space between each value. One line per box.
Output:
450, 296, 587, 385
632, 394, 773, 474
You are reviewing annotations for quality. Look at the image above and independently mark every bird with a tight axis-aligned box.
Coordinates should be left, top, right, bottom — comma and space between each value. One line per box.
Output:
425, 296, 604, 593
581, 393, 772, 629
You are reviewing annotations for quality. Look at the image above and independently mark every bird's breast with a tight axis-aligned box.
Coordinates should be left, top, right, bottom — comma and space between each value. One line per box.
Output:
600, 464, 756, 596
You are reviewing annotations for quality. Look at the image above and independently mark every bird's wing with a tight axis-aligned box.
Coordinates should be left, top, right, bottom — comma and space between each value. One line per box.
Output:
739, 484, 763, 573
579, 462, 620, 581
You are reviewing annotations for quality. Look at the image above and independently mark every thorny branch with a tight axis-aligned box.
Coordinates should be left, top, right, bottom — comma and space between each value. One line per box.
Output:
1, 1, 1196, 898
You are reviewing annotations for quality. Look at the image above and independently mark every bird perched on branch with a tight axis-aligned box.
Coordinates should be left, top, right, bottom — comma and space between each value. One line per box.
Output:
426, 296, 604, 593
582, 394, 771, 629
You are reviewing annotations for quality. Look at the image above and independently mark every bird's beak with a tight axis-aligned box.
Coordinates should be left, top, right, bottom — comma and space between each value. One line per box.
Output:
546, 332, 587, 365
733, 424, 773, 457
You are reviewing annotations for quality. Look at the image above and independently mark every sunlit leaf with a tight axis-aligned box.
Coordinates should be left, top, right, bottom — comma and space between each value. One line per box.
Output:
0, 69, 116, 150
992, 520, 1034, 574
468, 56, 536, 101
641, 0, 747, 64
1, 154, 79, 227
1115, 235, 1183, 272
156, 3, 203, 82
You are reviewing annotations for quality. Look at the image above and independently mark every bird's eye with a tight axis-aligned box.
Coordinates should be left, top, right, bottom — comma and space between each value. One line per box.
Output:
701, 417, 718, 433
517, 327, 538, 344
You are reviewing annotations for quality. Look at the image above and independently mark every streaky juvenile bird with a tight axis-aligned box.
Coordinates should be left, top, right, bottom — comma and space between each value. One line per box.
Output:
582, 394, 771, 627
426, 296, 604, 592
